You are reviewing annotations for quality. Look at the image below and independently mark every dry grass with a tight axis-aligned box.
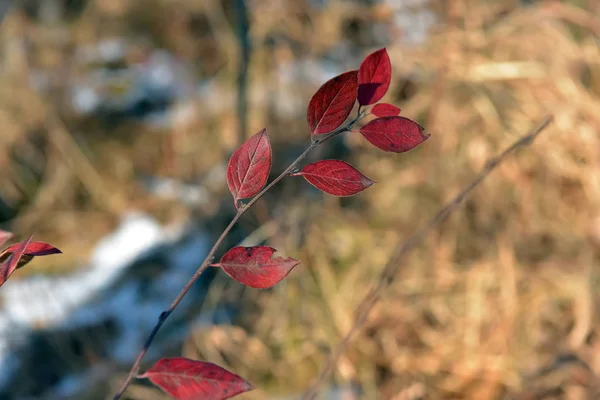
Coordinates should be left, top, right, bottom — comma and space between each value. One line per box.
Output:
0, 0, 599, 399
183, 1, 600, 399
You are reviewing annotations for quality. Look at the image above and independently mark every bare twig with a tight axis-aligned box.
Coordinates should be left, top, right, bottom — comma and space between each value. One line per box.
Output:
300, 115, 554, 400
112, 112, 364, 399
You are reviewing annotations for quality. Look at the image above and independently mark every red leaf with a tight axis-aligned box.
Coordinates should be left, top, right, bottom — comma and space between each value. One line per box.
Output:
226, 128, 272, 207
359, 116, 430, 153
0, 230, 12, 248
372, 103, 401, 117
214, 246, 300, 289
292, 160, 374, 197
358, 48, 392, 105
0, 241, 62, 270
307, 70, 358, 135
1, 241, 62, 258
0, 235, 33, 288
140, 357, 253, 400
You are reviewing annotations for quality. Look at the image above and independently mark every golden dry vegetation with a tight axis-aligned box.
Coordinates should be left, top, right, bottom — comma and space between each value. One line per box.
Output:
1, 0, 600, 399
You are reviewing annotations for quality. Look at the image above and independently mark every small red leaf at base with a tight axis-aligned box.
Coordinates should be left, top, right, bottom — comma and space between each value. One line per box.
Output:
226, 128, 272, 207
359, 116, 430, 153
358, 48, 392, 105
292, 160, 374, 197
372, 103, 401, 117
215, 246, 300, 289
308, 70, 358, 135
140, 357, 253, 400
0, 235, 33, 288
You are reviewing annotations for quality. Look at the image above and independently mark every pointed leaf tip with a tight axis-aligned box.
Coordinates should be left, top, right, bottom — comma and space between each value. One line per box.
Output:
226, 128, 272, 207
307, 70, 358, 135
141, 357, 253, 400
359, 116, 429, 153
358, 48, 392, 106
295, 159, 375, 196
217, 246, 300, 289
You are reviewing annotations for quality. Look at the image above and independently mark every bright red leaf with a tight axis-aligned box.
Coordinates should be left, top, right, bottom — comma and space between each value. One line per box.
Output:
372, 103, 401, 117
213, 246, 300, 289
0, 235, 33, 288
307, 70, 358, 135
292, 160, 374, 197
0, 241, 62, 270
226, 128, 272, 208
359, 116, 430, 153
0, 230, 12, 248
1, 241, 62, 259
139, 357, 253, 400
358, 48, 392, 106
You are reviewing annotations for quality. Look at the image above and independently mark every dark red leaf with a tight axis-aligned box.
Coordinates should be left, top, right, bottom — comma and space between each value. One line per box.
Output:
292, 160, 374, 197
214, 246, 300, 289
140, 357, 253, 400
0, 235, 33, 288
226, 128, 272, 207
0, 230, 12, 248
359, 116, 430, 153
372, 103, 401, 117
307, 70, 358, 135
358, 48, 392, 105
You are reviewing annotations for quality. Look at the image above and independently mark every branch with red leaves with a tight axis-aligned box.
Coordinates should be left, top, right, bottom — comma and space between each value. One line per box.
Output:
113, 48, 430, 400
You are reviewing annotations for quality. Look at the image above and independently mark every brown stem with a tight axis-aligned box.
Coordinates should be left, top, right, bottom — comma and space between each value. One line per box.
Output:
112, 112, 364, 399
300, 115, 554, 400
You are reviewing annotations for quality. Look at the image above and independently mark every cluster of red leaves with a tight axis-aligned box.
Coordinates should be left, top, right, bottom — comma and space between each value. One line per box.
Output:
0, 230, 62, 288
137, 47, 429, 400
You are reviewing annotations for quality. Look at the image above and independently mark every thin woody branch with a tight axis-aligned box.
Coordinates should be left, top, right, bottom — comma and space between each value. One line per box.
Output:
301, 115, 554, 400
112, 111, 364, 399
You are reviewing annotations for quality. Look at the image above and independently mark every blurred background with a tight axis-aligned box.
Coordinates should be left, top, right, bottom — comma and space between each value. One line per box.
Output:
0, 0, 598, 399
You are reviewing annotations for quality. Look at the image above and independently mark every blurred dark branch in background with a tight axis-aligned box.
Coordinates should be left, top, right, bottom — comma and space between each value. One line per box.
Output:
234, 0, 250, 144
